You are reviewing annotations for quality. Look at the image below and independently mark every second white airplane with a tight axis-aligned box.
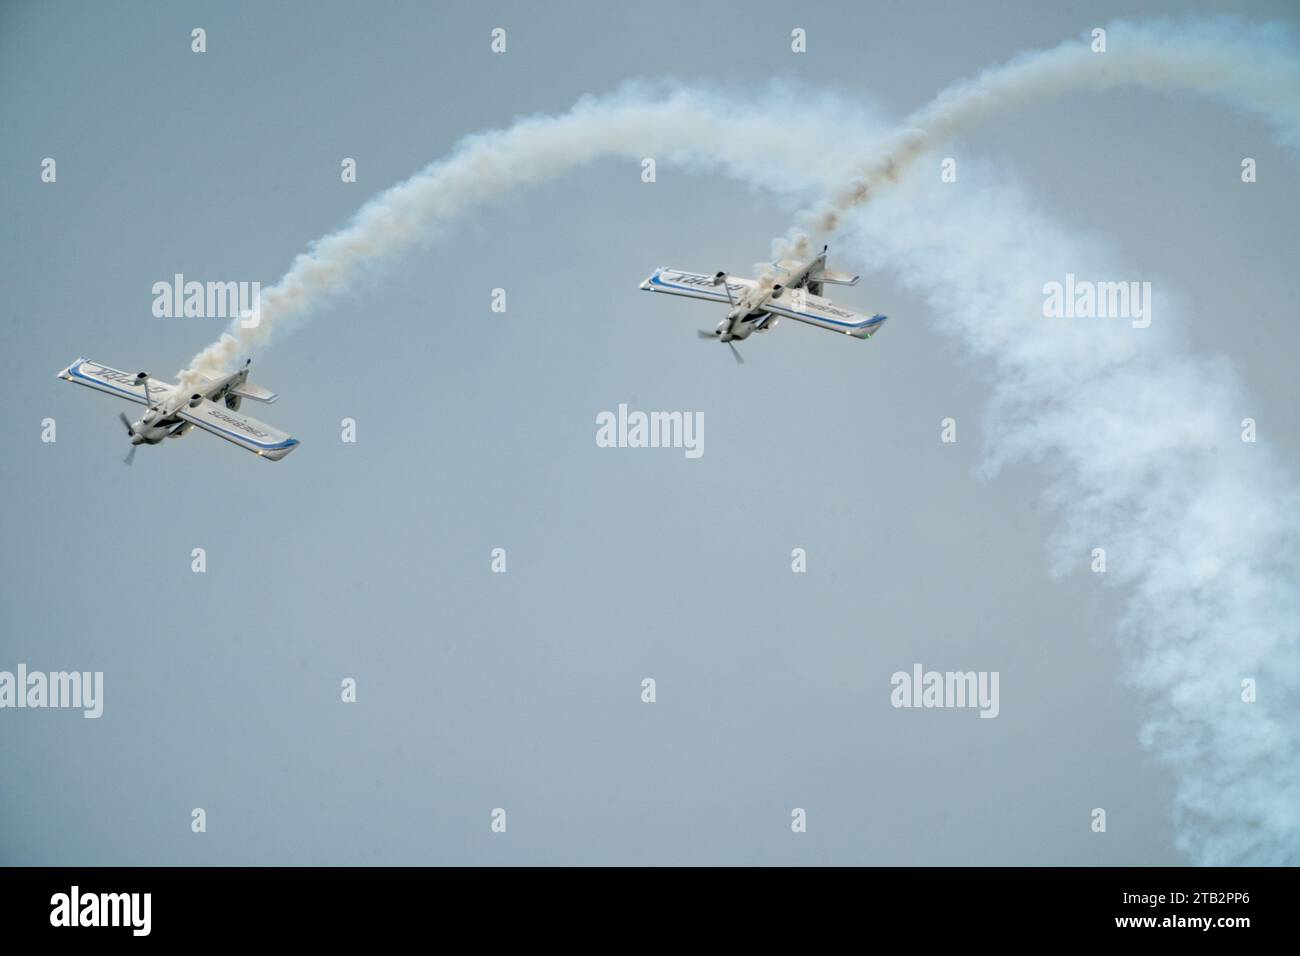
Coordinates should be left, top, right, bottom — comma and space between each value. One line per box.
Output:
57, 357, 300, 463
640, 245, 887, 362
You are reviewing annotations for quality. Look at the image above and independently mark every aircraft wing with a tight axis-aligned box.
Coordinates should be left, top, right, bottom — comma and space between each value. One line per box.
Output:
57, 358, 175, 406
178, 398, 300, 461
761, 290, 888, 340
639, 268, 758, 306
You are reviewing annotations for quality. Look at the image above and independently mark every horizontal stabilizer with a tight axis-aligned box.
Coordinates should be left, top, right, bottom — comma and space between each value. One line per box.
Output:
812, 269, 859, 286
232, 380, 277, 404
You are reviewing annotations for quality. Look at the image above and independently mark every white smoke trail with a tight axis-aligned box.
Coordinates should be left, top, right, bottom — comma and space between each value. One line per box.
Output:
842, 162, 1300, 865
178, 17, 1300, 862
800, 17, 1300, 237
184, 19, 1298, 385
816, 19, 1300, 864
179, 85, 877, 385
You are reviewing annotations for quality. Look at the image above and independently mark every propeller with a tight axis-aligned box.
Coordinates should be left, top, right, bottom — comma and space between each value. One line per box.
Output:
696, 328, 743, 363
118, 411, 139, 465
700, 273, 746, 363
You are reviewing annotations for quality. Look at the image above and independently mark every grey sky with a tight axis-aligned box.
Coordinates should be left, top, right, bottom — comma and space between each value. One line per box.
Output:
2, 0, 1298, 864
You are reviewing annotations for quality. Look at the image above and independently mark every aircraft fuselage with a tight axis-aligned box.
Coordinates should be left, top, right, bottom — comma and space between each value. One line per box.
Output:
717, 252, 825, 341
127, 366, 250, 444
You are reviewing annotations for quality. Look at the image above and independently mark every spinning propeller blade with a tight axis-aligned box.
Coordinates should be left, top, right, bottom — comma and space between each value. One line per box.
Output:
118, 411, 140, 464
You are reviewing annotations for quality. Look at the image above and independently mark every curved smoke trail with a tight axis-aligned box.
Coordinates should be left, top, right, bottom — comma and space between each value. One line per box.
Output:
798, 17, 1300, 864
842, 167, 1300, 865
800, 17, 1300, 238
179, 86, 874, 383
180, 19, 1300, 862
185, 18, 1298, 381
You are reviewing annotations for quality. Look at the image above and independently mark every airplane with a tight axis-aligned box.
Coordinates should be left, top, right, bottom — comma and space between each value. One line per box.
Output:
56, 357, 300, 463
639, 245, 887, 362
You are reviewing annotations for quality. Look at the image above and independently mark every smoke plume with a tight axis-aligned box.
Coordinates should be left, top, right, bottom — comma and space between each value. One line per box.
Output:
179, 18, 1300, 863
802, 18, 1300, 237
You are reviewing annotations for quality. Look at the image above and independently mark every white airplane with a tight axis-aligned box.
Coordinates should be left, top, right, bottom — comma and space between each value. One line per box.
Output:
56, 357, 300, 463
640, 245, 887, 362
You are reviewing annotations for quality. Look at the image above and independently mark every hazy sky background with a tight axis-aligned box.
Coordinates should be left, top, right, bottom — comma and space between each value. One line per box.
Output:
3, 0, 1298, 864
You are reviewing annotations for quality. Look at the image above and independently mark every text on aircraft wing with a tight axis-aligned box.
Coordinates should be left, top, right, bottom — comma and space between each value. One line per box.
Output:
639, 269, 758, 305
58, 358, 175, 406
178, 398, 300, 460
761, 290, 888, 339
